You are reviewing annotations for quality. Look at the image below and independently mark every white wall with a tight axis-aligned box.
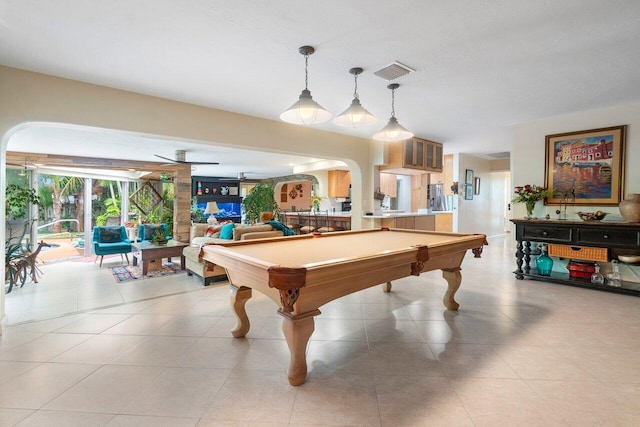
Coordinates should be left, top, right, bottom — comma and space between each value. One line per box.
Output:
512, 102, 640, 220
456, 154, 508, 237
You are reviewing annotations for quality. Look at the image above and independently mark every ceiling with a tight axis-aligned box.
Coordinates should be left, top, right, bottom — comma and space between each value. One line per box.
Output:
2, 0, 640, 178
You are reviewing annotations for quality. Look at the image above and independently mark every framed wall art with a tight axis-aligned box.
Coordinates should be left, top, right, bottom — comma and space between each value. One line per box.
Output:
464, 169, 474, 200
544, 125, 626, 205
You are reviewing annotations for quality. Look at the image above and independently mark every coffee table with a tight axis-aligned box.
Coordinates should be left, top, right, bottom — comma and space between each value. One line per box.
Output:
131, 240, 189, 275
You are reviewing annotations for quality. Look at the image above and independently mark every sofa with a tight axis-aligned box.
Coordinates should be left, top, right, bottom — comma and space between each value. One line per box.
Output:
183, 222, 286, 285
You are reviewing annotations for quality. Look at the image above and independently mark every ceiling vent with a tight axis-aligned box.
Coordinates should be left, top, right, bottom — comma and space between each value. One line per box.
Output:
487, 151, 511, 159
374, 61, 415, 81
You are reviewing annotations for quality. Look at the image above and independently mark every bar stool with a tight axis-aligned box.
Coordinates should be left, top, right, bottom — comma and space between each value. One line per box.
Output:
298, 210, 316, 234
315, 210, 338, 232
280, 210, 301, 234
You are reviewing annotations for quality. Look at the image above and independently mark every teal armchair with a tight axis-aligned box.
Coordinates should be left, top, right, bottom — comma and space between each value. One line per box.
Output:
92, 226, 132, 267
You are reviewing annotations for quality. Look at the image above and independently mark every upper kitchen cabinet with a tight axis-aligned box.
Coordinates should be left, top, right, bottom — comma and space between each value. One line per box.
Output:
425, 140, 443, 172
379, 173, 397, 198
380, 137, 443, 175
328, 170, 351, 198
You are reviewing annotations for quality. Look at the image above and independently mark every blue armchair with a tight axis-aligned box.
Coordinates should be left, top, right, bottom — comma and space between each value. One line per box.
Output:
92, 226, 132, 267
137, 223, 172, 242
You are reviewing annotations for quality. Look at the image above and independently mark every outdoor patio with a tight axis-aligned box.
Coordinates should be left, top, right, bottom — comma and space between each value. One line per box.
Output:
4, 238, 217, 325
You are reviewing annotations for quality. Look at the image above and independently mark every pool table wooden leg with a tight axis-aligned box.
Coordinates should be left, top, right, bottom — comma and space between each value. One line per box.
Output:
442, 268, 461, 311
280, 309, 321, 386
230, 285, 252, 338
382, 281, 392, 292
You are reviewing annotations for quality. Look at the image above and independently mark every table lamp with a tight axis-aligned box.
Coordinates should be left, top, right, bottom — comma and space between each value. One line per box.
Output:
205, 201, 220, 225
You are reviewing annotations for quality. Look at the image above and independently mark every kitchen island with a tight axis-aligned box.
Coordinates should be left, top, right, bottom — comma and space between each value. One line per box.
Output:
280, 211, 352, 231
364, 211, 453, 231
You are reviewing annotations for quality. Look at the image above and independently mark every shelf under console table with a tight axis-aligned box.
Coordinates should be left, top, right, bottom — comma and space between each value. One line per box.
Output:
510, 219, 640, 296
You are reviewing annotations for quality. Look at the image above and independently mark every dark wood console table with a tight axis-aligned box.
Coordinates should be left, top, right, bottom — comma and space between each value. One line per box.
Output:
510, 219, 640, 296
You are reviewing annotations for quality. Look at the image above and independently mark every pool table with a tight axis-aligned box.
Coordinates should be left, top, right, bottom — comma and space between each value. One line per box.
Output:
201, 228, 487, 385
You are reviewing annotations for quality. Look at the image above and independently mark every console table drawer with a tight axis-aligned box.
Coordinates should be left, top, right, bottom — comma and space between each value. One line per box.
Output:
522, 226, 572, 242
548, 244, 608, 262
576, 228, 639, 247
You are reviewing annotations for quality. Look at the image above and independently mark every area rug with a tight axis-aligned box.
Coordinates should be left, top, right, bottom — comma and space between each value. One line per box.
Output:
110, 261, 186, 283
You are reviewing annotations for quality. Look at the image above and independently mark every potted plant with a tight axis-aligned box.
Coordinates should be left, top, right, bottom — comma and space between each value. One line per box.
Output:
151, 229, 168, 245
512, 184, 550, 219
191, 198, 206, 223
5, 184, 41, 245
241, 183, 278, 224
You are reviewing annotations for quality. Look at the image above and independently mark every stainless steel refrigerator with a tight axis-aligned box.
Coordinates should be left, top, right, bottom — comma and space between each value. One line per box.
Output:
428, 184, 448, 211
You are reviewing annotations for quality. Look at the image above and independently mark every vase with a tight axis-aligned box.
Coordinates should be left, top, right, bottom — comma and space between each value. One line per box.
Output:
525, 201, 536, 219
619, 194, 640, 222
535, 245, 553, 276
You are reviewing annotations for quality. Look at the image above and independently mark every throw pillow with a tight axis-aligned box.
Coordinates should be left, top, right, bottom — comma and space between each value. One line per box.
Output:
205, 226, 219, 237
144, 224, 165, 240
219, 222, 235, 240
99, 227, 121, 243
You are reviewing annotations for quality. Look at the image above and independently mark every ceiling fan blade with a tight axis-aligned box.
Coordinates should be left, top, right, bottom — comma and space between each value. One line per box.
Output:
154, 154, 180, 163
184, 161, 220, 165
154, 154, 218, 165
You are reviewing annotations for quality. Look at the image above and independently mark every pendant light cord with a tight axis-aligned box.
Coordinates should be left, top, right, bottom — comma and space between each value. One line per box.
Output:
390, 87, 396, 118
353, 73, 359, 100
304, 54, 309, 91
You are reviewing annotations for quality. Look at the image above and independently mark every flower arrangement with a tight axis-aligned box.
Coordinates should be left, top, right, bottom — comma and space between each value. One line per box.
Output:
310, 195, 323, 211
512, 184, 550, 218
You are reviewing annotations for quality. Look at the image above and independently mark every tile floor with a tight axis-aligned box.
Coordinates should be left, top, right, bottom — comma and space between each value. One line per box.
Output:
1, 236, 639, 426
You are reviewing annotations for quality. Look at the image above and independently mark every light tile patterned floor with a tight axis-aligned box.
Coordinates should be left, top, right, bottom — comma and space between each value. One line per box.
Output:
1, 236, 640, 426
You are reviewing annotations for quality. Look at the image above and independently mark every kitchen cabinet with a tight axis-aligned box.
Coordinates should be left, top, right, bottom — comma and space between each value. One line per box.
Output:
380, 137, 443, 175
425, 141, 443, 172
379, 215, 435, 231
404, 138, 425, 169
435, 213, 453, 232
328, 170, 351, 198
379, 173, 397, 198
414, 215, 435, 230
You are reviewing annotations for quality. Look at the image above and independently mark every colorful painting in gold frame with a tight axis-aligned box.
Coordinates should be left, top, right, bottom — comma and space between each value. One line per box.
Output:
544, 125, 625, 206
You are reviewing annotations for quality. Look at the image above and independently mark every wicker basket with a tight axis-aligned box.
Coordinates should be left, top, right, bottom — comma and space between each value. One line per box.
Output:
547, 244, 608, 262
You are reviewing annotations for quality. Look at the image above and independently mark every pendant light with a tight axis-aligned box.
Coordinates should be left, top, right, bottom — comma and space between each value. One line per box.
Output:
333, 67, 377, 128
280, 45, 332, 125
18, 158, 27, 177
373, 83, 414, 142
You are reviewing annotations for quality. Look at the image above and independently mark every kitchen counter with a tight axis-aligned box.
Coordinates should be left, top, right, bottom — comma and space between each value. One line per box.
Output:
363, 211, 454, 218
280, 211, 352, 230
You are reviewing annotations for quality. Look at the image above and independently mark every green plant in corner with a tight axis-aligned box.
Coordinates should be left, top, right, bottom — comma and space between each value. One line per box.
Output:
5, 184, 40, 220
241, 183, 278, 224
191, 197, 206, 223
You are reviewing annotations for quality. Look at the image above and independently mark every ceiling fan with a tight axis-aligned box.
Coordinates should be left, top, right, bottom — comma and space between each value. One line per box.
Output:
154, 149, 219, 165
219, 172, 249, 181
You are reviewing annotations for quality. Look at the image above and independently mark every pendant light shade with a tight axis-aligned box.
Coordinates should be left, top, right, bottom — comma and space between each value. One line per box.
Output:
373, 83, 414, 142
333, 67, 377, 128
18, 158, 27, 177
280, 46, 332, 125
